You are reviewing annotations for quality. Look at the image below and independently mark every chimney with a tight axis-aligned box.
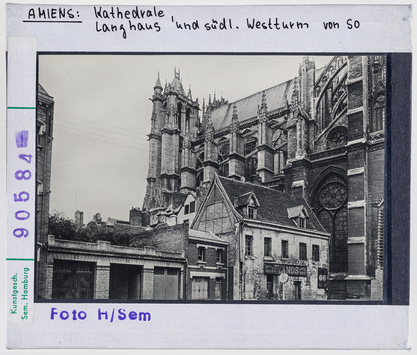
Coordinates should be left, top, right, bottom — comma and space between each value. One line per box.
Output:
75, 210, 84, 229
129, 207, 143, 226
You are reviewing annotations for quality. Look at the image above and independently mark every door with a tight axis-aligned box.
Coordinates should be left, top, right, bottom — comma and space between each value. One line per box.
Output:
191, 277, 209, 300
52, 260, 94, 299
214, 278, 222, 300
267, 275, 273, 300
294, 281, 301, 300
153, 268, 179, 300
128, 266, 141, 299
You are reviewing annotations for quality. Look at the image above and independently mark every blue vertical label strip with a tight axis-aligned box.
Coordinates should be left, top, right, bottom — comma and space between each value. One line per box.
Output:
15, 130, 29, 148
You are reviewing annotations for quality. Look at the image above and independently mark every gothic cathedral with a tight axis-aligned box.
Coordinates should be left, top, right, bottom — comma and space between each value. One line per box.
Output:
143, 56, 386, 299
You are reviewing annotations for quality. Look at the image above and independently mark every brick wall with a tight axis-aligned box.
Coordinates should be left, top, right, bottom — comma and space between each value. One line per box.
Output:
348, 56, 363, 81
36, 90, 54, 298
348, 174, 365, 201
348, 207, 364, 237
348, 112, 363, 141
94, 265, 110, 299
348, 81, 363, 111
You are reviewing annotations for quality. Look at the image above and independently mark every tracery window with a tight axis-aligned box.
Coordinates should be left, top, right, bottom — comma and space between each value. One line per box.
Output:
196, 151, 204, 170
371, 99, 384, 133
245, 157, 258, 179
313, 173, 348, 273
319, 182, 347, 210
327, 127, 347, 148
274, 150, 287, 175
272, 129, 286, 147
177, 102, 182, 131
218, 141, 230, 162
244, 137, 257, 156
185, 108, 191, 133
196, 170, 204, 187
219, 162, 229, 177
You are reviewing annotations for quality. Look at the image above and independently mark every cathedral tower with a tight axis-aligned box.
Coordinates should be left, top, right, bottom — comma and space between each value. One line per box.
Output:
143, 70, 199, 213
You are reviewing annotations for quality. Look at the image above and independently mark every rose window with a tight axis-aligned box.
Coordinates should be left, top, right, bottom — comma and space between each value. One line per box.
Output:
327, 127, 347, 148
319, 182, 347, 210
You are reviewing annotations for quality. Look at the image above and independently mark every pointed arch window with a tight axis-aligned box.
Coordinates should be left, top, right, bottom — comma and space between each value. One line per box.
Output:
218, 140, 230, 162
273, 129, 287, 175
313, 173, 348, 273
219, 162, 229, 177
245, 157, 258, 179
177, 102, 182, 131
244, 137, 257, 156
196, 170, 204, 187
185, 108, 191, 133
196, 150, 204, 170
371, 98, 384, 133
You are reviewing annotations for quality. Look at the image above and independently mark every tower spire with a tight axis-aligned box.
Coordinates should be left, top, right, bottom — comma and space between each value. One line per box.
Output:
154, 71, 162, 90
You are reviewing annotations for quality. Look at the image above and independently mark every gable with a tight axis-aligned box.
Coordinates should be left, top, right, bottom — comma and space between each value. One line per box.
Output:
193, 184, 236, 235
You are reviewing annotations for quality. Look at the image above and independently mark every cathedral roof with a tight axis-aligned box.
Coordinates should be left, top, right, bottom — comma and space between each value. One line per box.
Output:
217, 175, 327, 233
208, 78, 295, 131
207, 65, 327, 131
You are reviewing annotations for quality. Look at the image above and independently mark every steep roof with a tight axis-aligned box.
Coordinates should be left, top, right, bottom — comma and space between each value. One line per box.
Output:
154, 72, 162, 88
38, 83, 54, 102
170, 75, 185, 95
208, 65, 327, 131
209, 78, 294, 131
38, 84, 49, 96
189, 229, 229, 245
217, 176, 326, 233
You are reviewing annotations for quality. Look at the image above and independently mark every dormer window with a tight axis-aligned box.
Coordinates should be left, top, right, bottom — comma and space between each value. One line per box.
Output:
235, 192, 260, 220
287, 205, 309, 229
248, 206, 255, 219
247, 196, 258, 219
297, 216, 306, 228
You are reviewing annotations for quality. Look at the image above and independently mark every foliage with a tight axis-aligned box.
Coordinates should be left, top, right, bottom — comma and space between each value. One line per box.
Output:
48, 210, 77, 240
49, 211, 147, 246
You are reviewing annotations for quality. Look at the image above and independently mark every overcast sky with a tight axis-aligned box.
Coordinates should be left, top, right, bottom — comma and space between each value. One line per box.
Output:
38, 54, 332, 223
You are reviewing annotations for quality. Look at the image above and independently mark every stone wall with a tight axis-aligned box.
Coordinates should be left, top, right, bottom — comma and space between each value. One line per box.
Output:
241, 225, 329, 301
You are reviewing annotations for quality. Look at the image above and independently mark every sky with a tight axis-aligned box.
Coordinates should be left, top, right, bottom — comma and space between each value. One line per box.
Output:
39, 54, 332, 223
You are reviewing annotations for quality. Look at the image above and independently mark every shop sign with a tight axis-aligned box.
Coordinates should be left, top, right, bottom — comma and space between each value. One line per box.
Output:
318, 267, 328, 288
264, 263, 307, 277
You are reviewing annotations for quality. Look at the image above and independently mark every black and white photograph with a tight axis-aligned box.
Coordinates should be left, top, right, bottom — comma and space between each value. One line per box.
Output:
5, 3, 413, 350
36, 54, 386, 302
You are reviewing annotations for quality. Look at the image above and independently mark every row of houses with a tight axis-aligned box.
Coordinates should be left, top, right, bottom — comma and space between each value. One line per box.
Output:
40, 174, 330, 301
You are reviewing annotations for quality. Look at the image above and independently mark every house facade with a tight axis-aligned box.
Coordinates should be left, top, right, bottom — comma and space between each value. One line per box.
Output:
186, 228, 228, 300
191, 175, 330, 301
142, 56, 386, 300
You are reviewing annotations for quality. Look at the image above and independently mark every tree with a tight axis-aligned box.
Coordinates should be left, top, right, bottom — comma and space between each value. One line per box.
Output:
48, 210, 77, 240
